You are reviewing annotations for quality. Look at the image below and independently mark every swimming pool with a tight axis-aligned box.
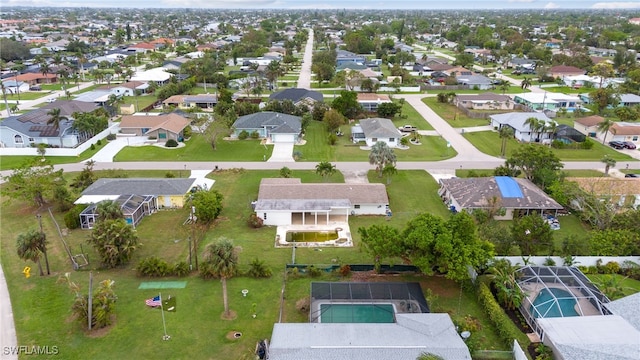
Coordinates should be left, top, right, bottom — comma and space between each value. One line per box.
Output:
319, 303, 395, 323
530, 288, 578, 318
285, 230, 339, 242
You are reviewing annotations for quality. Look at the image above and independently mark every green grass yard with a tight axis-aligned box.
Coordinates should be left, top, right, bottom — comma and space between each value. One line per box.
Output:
422, 97, 491, 128
0, 140, 109, 171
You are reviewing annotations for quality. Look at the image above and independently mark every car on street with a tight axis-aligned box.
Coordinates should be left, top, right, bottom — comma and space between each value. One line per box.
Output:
608, 141, 625, 149
625, 173, 640, 178
623, 141, 637, 149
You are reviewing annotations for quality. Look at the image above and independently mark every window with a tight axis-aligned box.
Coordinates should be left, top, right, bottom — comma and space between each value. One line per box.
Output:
159, 133, 167, 139
372, 138, 377, 142
14, 135, 23, 144
633, 136, 638, 141
263, 213, 267, 220
28, 138, 34, 142
354, 205, 360, 209
389, 138, 395, 142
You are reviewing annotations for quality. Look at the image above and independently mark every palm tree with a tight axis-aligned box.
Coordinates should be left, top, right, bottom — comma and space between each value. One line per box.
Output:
315, 161, 336, 182
369, 142, 397, 177
487, 259, 523, 310
596, 118, 615, 144
499, 126, 514, 158
265, 60, 285, 90
1, 81, 11, 115
40, 62, 51, 83
202, 238, 239, 319
382, 163, 397, 185
524, 117, 541, 142
499, 80, 510, 94
521, 77, 531, 90
46, 108, 69, 147
16, 229, 46, 276
96, 200, 124, 221
545, 121, 558, 141
601, 156, 617, 175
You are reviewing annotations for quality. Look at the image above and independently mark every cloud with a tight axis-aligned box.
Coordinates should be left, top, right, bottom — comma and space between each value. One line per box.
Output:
544, 2, 560, 8
592, 2, 640, 8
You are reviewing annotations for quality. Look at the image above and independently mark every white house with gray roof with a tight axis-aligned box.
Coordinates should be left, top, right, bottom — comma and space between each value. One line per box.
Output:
489, 112, 555, 143
269, 313, 471, 360
254, 178, 389, 226
231, 112, 301, 143
351, 118, 403, 148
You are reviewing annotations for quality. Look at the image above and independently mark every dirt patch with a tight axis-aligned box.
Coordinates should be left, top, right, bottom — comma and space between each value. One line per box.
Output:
225, 331, 243, 340
221, 310, 237, 321
86, 316, 116, 338
342, 170, 369, 184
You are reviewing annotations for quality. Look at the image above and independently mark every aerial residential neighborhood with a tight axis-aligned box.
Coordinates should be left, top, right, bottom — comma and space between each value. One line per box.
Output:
1, 4, 640, 360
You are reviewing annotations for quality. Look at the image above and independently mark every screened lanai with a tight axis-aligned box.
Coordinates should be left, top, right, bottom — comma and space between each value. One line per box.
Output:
79, 194, 157, 229
515, 266, 611, 336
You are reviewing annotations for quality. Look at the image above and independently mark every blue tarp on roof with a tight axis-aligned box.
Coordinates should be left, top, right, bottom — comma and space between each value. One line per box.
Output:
495, 176, 523, 198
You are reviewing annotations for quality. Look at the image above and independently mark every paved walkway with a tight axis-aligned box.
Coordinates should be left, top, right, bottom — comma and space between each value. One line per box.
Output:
0, 264, 18, 360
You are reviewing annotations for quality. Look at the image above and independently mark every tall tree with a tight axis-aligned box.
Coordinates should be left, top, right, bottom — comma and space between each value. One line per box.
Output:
382, 163, 398, 185
358, 224, 403, 272
2, 159, 65, 208
499, 126, 514, 158
596, 118, 615, 144
46, 108, 69, 147
369, 142, 397, 177
190, 189, 224, 224
601, 156, 617, 175
201, 238, 239, 319
502, 144, 563, 190
16, 229, 46, 276
315, 161, 336, 182
511, 213, 554, 255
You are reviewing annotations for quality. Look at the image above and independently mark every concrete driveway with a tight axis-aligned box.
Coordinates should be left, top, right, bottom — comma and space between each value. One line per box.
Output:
268, 142, 295, 162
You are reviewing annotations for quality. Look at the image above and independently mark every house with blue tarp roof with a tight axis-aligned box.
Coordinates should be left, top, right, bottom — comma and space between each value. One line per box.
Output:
438, 176, 563, 220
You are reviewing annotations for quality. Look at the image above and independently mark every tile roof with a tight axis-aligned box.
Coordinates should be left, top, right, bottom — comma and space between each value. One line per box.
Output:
574, 115, 604, 127
611, 122, 640, 136
81, 178, 196, 197
119, 113, 190, 134
359, 118, 402, 138
357, 93, 391, 102
566, 177, 640, 195
549, 65, 586, 74
14, 73, 57, 82
440, 177, 563, 210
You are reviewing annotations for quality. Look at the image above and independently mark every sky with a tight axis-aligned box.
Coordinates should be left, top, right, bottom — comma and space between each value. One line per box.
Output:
3, 0, 640, 10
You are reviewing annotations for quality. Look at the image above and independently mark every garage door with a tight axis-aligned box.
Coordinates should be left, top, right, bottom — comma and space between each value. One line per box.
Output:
272, 134, 296, 143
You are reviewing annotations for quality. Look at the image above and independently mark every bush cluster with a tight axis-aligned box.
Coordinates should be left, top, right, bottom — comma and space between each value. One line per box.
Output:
106, 133, 116, 140
550, 138, 593, 150
64, 205, 87, 229
477, 283, 526, 348
165, 139, 178, 147
137, 257, 190, 277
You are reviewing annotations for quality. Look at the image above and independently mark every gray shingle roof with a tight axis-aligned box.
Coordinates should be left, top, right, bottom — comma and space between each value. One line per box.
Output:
604, 292, 640, 332
81, 178, 197, 196
269, 88, 323, 103
269, 314, 471, 360
440, 177, 562, 210
490, 112, 553, 132
232, 112, 301, 134
359, 118, 402, 139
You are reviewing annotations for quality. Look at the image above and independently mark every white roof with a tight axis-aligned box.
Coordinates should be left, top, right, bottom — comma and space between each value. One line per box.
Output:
537, 315, 640, 360
74, 195, 120, 205
131, 68, 173, 82
513, 93, 559, 104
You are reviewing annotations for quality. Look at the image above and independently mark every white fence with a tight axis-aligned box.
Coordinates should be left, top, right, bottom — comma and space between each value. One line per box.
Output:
0, 124, 119, 157
512, 340, 528, 360
495, 256, 640, 267
378, 86, 422, 93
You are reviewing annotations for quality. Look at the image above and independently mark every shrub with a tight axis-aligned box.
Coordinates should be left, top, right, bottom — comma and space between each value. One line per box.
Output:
165, 139, 178, 147
250, 131, 260, 139
288, 267, 300, 278
106, 133, 116, 140
182, 126, 192, 139
247, 258, 272, 278
292, 150, 302, 161
90, 144, 96, 150
477, 283, 526, 348
172, 261, 190, 277
247, 213, 264, 228
400, 137, 410, 146
165, 172, 176, 178
64, 205, 86, 230
327, 133, 337, 145
280, 166, 292, 178
543, 257, 556, 266
308, 265, 322, 277
137, 257, 171, 277
96, 139, 102, 146
604, 261, 620, 274
581, 138, 594, 149
338, 264, 351, 277
238, 130, 249, 140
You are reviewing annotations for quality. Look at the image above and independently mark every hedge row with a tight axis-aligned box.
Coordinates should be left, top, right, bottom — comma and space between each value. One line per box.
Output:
137, 257, 190, 277
477, 282, 529, 348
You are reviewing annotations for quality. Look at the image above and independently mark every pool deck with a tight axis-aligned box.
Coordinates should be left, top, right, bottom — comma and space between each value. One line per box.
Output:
274, 223, 353, 248
522, 282, 602, 317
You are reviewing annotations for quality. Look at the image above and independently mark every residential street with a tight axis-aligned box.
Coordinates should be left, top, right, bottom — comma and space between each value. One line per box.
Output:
296, 28, 314, 89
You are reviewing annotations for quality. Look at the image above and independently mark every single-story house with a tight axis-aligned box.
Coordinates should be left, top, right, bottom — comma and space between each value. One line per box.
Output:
566, 177, 640, 209
351, 118, 402, 148
231, 112, 301, 143
99, 81, 148, 96
573, 115, 605, 138
268, 88, 324, 107
162, 94, 218, 109
14, 72, 57, 85
73, 90, 113, 105
130, 68, 173, 85
254, 178, 389, 226
454, 93, 514, 110
573, 116, 640, 145
1, 79, 29, 94
507, 57, 536, 69
119, 113, 191, 142
75, 177, 198, 229
548, 65, 587, 78
336, 50, 366, 66
513, 93, 581, 112
357, 93, 392, 112
0, 100, 99, 148
489, 112, 555, 143
438, 176, 563, 220
619, 93, 640, 107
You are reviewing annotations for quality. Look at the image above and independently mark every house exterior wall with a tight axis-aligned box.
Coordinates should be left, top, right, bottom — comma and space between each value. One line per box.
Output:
359, 101, 391, 112
456, 99, 513, 110
157, 195, 185, 208
610, 133, 640, 144
0, 127, 78, 148
494, 208, 514, 221
146, 129, 179, 143
351, 203, 387, 216
365, 137, 399, 148
259, 211, 291, 226
110, 87, 135, 96
574, 123, 600, 137
120, 128, 144, 136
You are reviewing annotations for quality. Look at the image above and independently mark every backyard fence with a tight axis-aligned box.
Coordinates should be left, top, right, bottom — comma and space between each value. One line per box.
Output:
495, 256, 640, 267
285, 264, 420, 274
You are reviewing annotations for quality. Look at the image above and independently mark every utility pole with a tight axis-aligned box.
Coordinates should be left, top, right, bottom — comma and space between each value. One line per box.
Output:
191, 206, 198, 271
88, 271, 93, 331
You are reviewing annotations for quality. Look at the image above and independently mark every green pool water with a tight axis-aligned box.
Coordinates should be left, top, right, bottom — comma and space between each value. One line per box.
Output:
320, 304, 395, 323
286, 231, 339, 242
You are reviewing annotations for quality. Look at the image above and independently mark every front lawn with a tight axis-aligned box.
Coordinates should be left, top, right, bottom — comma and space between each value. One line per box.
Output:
463, 130, 635, 161
0, 140, 109, 171
295, 121, 456, 162
422, 97, 491, 128
114, 134, 273, 162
